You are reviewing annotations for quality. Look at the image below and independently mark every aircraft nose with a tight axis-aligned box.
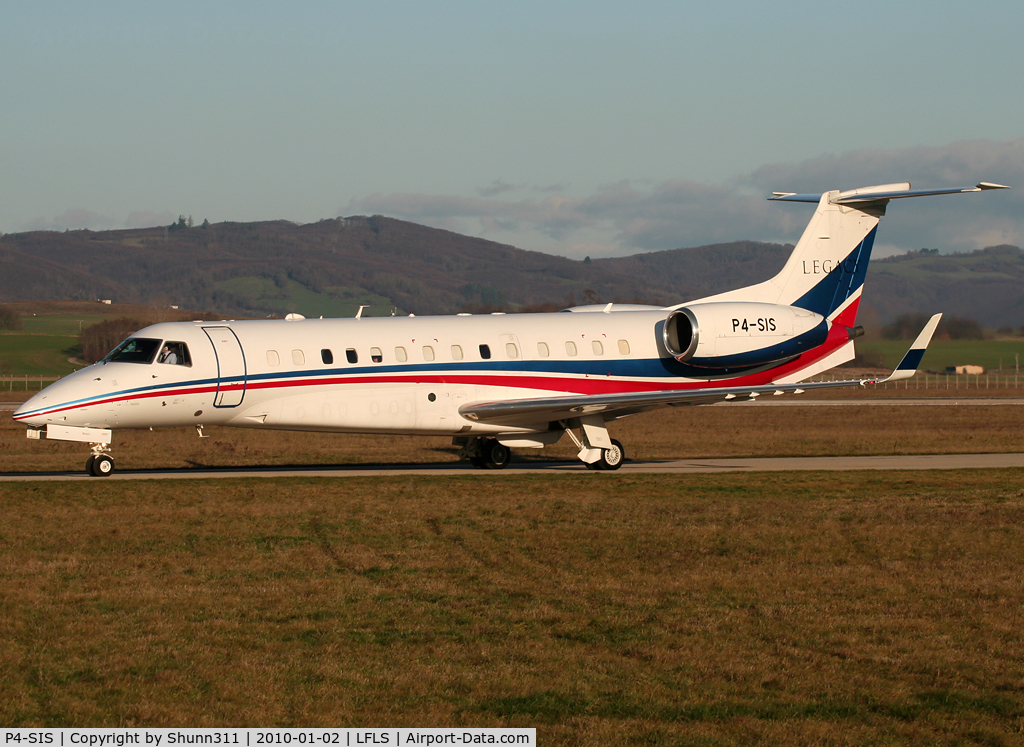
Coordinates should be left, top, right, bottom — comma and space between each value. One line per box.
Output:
12, 393, 47, 426
12, 370, 88, 426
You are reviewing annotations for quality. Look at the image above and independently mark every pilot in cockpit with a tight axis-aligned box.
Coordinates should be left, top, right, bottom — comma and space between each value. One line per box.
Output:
158, 342, 189, 366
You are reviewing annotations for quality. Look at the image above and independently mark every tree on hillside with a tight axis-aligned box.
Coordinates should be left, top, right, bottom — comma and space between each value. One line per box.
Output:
0, 305, 22, 330
79, 318, 145, 363
882, 313, 985, 340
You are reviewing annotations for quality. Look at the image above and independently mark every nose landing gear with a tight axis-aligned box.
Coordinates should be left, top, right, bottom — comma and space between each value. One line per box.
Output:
86, 444, 115, 477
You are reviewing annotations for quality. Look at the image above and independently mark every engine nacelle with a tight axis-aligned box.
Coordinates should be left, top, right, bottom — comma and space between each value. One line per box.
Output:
663, 302, 829, 368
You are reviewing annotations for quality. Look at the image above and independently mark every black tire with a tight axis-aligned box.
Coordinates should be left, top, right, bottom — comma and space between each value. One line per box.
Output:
469, 456, 487, 469
483, 439, 511, 470
596, 439, 625, 471
91, 454, 115, 477
85, 455, 96, 476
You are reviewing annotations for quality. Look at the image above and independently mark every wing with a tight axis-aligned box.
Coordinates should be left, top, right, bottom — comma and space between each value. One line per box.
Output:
460, 315, 941, 428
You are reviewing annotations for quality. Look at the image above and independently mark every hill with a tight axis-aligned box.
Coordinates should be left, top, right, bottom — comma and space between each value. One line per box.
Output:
1, 217, 1022, 327
867, 245, 1024, 328
0, 217, 788, 317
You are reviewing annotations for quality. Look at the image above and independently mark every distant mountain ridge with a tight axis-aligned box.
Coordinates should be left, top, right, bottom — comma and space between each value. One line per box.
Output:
0, 216, 1021, 328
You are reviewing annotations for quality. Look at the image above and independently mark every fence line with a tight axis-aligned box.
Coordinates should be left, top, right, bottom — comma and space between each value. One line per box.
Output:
809, 373, 1020, 389
2, 375, 60, 392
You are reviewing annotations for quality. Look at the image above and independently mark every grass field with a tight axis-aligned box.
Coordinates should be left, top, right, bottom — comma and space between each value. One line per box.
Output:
0, 330, 80, 376
0, 303, 209, 377
857, 338, 1024, 372
1, 471, 1022, 743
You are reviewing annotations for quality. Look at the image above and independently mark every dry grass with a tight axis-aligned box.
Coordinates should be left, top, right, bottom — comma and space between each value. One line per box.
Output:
3, 400, 1024, 474
1, 472, 1022, 744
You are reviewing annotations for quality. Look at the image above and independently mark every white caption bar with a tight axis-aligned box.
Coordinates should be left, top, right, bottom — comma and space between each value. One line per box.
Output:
2, 730, 536, 747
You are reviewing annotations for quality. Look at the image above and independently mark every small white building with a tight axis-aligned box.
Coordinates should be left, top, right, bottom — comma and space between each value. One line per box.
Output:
947, 365, 985, 375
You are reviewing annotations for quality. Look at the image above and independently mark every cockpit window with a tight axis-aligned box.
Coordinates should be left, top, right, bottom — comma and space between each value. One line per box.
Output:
104, 337, 162, 364
158, 341, 192, 367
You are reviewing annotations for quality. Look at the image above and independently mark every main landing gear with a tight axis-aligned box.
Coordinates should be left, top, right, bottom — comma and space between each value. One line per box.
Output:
584, 439, 625, 471
465, 438, 512, 470
457, 416, 626, 471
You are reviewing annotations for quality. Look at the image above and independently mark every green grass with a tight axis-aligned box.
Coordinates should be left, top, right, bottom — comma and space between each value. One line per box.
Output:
19, 313, 111, 335
0, 331, 80, 375
858, 338, 1024, 371
1, 471, 1023, 743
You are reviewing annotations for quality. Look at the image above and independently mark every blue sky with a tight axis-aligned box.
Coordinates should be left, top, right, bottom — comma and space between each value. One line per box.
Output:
1, 1, 1021, 257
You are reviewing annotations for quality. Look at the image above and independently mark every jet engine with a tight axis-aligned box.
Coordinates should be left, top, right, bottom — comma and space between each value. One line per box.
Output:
663, 302, 830, 368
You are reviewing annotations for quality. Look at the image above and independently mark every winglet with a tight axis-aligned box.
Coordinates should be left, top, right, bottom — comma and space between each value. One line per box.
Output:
873, 313, 942, 383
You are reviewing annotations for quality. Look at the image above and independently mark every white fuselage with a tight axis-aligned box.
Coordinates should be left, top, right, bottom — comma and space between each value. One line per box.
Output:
16, 309, 722, 435
14, 305, 844, 437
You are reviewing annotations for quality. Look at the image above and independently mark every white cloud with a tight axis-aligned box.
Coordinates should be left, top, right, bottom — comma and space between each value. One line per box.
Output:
357, 138, 1023, 259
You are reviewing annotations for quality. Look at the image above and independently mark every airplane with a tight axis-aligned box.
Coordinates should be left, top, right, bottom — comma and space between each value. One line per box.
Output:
13, 181, 1009, 476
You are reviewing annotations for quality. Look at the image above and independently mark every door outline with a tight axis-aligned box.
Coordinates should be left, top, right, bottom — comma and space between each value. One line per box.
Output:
203, 326, 247, 408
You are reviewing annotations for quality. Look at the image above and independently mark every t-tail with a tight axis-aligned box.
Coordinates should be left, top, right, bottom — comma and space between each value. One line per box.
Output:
689, 181, 1010, 329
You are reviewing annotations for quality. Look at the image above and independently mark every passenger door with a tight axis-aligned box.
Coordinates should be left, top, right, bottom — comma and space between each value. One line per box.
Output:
203, 327, 247, 407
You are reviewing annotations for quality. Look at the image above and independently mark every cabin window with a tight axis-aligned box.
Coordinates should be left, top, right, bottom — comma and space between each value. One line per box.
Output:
346, 348, 358, 364
451, 344, 463, 360
479, 344, 491, 360
506, 342, 519, 358
422, 345, 435, 361
104, 337, 161, 365
592, 340, 604, 356
158, 341, 191, 367
565, 341, 577, 357
537, 342, 549, 358
292, 349, 305, 365
395, 346, 408, 362
370, 347, 383, 363
321, 349, 333, 365
618, 339, 630, 355
267, 350, 280, 366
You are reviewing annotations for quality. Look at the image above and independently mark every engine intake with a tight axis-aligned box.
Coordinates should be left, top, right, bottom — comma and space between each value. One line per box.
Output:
663, 308, 699, 361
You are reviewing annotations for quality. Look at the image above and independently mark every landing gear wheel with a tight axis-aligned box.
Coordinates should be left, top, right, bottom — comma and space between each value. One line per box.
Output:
595, 439, 625, 471
469, 456, 487, 469
482, 439, 511, 470
89, 454, 115, 477
85, 455, 96, 475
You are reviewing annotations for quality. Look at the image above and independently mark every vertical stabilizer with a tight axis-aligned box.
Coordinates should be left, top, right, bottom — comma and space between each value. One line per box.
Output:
686, 190, 881, 323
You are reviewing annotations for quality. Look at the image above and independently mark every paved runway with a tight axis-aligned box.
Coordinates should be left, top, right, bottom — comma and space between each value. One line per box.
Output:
3, 452, 1024, 481
4, 397, 1024, 481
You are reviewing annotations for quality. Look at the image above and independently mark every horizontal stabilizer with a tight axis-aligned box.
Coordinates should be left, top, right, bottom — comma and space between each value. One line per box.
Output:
770, 182, 1010, 204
